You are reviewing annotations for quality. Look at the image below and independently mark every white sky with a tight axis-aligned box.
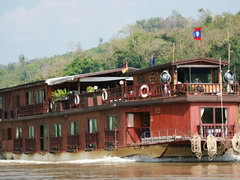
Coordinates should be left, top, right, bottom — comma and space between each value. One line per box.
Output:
0, 0, 239, 65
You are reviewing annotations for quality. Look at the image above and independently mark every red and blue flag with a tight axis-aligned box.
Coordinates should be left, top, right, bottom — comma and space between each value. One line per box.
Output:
193, 27, 201, 40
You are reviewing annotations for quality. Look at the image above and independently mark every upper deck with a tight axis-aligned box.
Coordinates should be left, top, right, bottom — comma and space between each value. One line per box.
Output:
0, 57, 239, 121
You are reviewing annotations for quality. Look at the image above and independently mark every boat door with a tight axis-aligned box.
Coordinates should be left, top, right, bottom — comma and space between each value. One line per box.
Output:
40, 125, 48, 151
126, 112, 150, 144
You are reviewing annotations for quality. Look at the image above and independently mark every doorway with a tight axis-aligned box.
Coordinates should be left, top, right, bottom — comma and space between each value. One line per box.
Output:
40, 125, 48, 151
126, 112, 151, 144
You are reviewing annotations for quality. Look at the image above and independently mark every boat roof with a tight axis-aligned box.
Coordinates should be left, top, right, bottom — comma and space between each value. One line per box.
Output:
0, 67, 138, 93
128, 57, 228, 75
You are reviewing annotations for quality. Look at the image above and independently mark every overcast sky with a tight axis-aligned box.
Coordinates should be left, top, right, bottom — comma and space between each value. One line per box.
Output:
0, 0, 239, 65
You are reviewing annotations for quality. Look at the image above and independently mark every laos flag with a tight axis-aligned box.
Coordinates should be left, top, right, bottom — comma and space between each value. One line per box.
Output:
193, 27, 201, 40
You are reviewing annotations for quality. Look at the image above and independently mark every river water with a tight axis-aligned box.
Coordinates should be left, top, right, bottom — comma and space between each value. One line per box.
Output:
1, 150, 240, 180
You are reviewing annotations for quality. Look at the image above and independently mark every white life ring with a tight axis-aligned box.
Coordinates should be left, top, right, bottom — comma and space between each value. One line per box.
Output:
49, 102, 53, 110
74, 95, 80, 105
102, 89, 108, 101
139, 84, 149, 98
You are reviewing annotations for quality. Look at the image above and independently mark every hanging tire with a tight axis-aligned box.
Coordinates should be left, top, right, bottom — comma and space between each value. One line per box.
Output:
139, 84, 150, 98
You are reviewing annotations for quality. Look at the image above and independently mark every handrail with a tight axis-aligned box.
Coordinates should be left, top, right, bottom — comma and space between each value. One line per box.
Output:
198, 124, 235, 138
126, 127, 191, 146
11, 82, 240, 117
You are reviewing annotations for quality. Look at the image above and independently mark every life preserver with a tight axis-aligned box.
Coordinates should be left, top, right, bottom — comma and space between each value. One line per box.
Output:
102, 89, 108, 101
74, 95, 80, 105
139, 84, 149, 98
49, 102, 53, 110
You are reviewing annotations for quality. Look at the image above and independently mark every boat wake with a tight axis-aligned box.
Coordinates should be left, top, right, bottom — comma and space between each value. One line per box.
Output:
0, 149, 239, 164
0, 156, 135, 165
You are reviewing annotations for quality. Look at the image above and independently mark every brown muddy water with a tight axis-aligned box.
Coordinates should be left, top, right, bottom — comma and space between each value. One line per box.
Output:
1, 151, 240, 180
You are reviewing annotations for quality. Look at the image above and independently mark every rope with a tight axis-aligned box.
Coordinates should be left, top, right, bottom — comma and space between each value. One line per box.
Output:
220, 138, 232, 153
206, 134, 217, 160
231, 133, 240, 154
190, 134, 202, 160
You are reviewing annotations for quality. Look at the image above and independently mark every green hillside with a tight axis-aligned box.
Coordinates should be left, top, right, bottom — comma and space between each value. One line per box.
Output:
1, 10, 240, 88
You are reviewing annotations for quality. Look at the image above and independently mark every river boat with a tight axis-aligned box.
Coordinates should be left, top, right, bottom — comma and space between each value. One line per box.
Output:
0, 57, 240, 161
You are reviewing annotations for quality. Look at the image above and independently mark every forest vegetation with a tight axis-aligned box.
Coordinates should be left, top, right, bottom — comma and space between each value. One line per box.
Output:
0, 9, 240, 88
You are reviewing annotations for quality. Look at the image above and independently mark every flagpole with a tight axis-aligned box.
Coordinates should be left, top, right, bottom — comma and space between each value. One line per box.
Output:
219, 57, 224, 138
193, 27, 202, 56
172, 42, 175, 62
228, 30, 231, 70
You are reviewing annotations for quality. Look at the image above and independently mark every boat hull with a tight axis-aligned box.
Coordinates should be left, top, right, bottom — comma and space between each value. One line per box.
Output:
1, 143, 226, 161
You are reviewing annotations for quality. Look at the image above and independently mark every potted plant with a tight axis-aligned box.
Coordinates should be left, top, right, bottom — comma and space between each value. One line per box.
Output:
52, 89, 70, 102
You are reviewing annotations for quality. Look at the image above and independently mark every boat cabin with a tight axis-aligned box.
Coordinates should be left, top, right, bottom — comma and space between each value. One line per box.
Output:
0, 57, 239, 156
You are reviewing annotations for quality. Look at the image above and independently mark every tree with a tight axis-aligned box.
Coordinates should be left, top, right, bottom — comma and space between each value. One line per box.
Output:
64, 57, 102, 76
113, 49, 147, 68
19, 54, 26, 66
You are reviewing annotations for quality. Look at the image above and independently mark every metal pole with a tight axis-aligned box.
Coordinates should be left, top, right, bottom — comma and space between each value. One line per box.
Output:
228, 30, 231, 70
220, 57, 224, 138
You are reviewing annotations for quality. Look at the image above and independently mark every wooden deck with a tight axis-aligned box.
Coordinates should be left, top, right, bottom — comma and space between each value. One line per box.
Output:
9, 83, 240, 118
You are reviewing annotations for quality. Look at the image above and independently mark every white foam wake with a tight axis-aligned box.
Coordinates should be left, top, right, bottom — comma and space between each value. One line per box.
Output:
0, 156, 135, 165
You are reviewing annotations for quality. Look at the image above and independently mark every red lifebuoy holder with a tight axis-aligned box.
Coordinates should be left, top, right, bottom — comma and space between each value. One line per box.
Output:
102, 89, 108, 101
139, 84, 150, 98
74, 95, 80, 105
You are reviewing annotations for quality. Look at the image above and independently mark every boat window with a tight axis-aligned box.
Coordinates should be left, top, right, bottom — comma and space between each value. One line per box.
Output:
127, 114, 134, 127
70, 121, 78, 136
107, 116, 118, 130
16, 127, 22, 139
88, 119, 97, 133
150, 72, 156, 84
7, 128, 12, 140
26, 90, 34, 105
35, 89, 45, 104
201, 108, 213, 124
191, 68, 211, 83
53, 123, 62, 137
215, 108, 228, 124
201, 107, 228, 124
138, 75, 145, 84
178, 68, 217, 83
213, 69, 219, 83
28, 126, 35, 139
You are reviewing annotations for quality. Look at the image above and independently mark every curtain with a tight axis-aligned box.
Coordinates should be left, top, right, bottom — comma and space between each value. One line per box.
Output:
70, 122, 74, 135
224, 108, 228, 122
200, 108, 204, 118
109, 117, 113, 130
93, 119, 97, 133
32, 126, 34, 138
54, 124, 57, 137
16, 128, 19, 139
58, 124, 62, 137
89, 120, 93, 133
